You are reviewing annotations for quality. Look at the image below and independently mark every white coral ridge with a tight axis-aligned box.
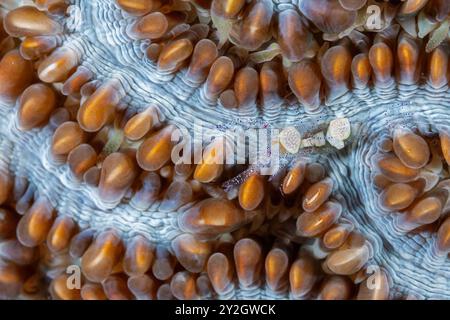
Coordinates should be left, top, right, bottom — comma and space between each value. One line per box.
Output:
326, 118, 351, 150
279, 126, 302, 154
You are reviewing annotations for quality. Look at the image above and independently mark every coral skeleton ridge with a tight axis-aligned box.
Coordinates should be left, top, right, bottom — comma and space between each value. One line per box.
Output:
0, 0, 449, 300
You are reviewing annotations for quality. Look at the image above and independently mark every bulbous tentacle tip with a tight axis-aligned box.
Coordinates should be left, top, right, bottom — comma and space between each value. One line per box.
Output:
298, 0, 357, 35
34, 0, 69, 16
259, 60, 285, 106
427, 45, 449, 89
172, 233, 212, 273
439, 130, 450, 166
289, 253, 317, 299
69, 228, 96, 259
219, 89, 238, 109
16, 196, 55, 248
193, 136, 228, 183
157, 33, 196, 74
399, 0, 429, 17
152, 246, 176, 281
0, 208, 18, 240
179, 198, 248, 237
238, 173, 265, 211
0, 0, 450, 302
136, 125, 176, 172
80, 229, 123, 283
98, 152, 138, 204
228, 0, 273, 51
282, 161, 306, 196
339, 0, 367, 11
170, 271, 200, 300
46, 216, 77, 253
67, 143, 97, 180
0, 49, 34, 104
356, 269, 390, 300
393, 127, 430, 169
62, 66, 93, 97
83, 167, 101, 187
160, 180, 193, 211
396, 32, 422, 85
17, 83, 57, 131
37, 47, 79, 84
103, 274, 134, 300
234, 66, 259, 108
317, 275, 353, 300
297, 201, 342, 238
4, 6, 63, 38
321, 44, 352, 103
211, 0, 245, 20
116, 0, 163, 17
49, 274, 81, 300
234, 238, 263, 288
123, 235, 154, 277
0, 262, 27, 299
379, 182, 419, 212
369, 42, 394, 88
288, 59, 322, 113
276, 9, 313, 63
124, 106, 159, 141
81, 283, 107, 300
302, 177, 334, 213
77, 80, 124, 133
156, 283, 175, 300
127, 274, 158, 300
436, 216, 450, 255
375, 153, 420, 183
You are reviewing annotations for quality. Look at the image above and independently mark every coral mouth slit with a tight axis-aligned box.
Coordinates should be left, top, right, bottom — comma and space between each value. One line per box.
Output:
0, 0, 449, 300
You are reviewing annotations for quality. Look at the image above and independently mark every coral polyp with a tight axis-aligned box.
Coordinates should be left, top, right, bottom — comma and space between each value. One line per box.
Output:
0, 0, 449, 300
